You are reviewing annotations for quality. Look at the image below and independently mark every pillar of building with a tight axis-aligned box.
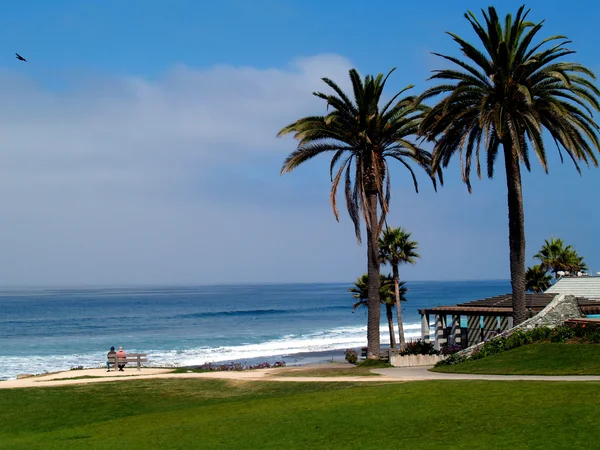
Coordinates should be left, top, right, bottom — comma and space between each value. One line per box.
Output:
450, 315, 462, 347
467, 315, 481, 346
434, 314, 447, 350
421, 314, 430, 343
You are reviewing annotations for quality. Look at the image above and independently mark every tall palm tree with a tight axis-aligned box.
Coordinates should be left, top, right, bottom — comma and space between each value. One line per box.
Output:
525, 264, 552, 293
379, 226, 419, 349
534, 237, 588, 277
419, 6, 600, 325
350, 273, 407, 349
279, 69, 437, 358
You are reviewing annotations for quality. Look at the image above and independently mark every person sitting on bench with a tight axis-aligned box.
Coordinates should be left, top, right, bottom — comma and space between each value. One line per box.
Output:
106, 346, 116, 372
117, 346, 127, 371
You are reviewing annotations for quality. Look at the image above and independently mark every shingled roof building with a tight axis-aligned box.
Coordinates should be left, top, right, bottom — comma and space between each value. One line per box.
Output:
418, 276, 600, 350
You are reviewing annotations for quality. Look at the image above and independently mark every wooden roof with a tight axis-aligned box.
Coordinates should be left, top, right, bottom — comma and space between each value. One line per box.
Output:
419, 293, 556, 316
578, 298, 600, 315
419, 292, 600, 316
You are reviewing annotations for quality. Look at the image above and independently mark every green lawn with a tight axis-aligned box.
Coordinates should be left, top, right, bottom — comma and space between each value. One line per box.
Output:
275, 365, 380, 377
433, 343, 600, 375
1, 378, 599, 449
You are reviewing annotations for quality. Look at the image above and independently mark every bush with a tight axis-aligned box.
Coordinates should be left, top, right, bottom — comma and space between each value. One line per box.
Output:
569, 323, 600, 341
589, 331, 600, 344
344, 349, 358, 365
400, 340, 439, 356
529, 326, 552, 342
504, 330, 528, 350
550, 325, 575, 343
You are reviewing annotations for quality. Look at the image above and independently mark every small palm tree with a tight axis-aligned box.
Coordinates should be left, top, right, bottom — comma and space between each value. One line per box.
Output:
526, 264, 553, 293
534, 237, 587, 277
279, 69, 437, 358
419, 6, 600, 325
350, 273, 407, 349
379, 226, 419, 349
566, 252, 588, 274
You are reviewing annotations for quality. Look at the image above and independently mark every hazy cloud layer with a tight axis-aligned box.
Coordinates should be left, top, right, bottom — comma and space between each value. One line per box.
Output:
1, 54, 597, 286
0, 54, 367, 286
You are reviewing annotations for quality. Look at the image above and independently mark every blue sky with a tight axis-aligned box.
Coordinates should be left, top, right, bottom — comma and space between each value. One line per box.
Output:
0, 0, 598, 285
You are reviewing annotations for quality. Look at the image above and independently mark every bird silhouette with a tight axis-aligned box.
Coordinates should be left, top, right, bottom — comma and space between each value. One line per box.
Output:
15, 53, 27, 62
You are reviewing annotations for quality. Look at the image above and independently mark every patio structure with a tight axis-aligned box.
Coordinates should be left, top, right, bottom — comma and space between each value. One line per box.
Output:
418, 293, 557, 350
418, 276, 600, 351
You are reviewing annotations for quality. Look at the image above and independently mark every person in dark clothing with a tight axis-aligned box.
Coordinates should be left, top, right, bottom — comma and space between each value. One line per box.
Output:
106, 346, 116, 372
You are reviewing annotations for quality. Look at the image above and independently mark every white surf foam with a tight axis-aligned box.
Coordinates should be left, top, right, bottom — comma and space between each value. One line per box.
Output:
0, 322, 424, 380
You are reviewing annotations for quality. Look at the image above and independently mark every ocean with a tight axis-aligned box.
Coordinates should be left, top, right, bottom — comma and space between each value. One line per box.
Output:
0, 280, 511, 380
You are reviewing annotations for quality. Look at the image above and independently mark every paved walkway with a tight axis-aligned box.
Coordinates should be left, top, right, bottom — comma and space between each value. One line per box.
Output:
373, 366, 600, 382
2, 365, 600, 389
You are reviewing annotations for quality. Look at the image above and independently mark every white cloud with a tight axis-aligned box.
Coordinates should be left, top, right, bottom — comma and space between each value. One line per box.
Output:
0, 53, 557, 286
0, 54, 375, 286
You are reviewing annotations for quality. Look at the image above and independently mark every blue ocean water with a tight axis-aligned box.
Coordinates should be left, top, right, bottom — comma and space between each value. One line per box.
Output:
0, 280, 510, 380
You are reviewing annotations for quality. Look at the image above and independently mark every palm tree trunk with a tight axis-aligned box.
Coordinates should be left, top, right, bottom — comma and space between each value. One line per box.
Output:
366, 191, 381, 359
503, 139, 527, 325
392, 264, 405, 349
385, 304, 396, 349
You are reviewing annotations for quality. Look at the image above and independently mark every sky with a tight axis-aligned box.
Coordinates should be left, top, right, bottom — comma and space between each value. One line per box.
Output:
0, 0, 599, 286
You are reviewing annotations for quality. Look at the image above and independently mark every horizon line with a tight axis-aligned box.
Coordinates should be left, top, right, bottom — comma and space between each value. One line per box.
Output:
0, 279, 512, 290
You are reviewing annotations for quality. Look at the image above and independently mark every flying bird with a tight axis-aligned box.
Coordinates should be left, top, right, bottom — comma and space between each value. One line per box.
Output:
15, 53, 27, 62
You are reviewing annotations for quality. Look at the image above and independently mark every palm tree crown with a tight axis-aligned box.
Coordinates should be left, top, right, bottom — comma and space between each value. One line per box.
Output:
420, 6, 600, 188
419, 5, 600, 324
279, 68, 437, 241
349, 274, 399, 309
525, 264, 553, 293
534, 237, 587, 277
379, 226, 420, 266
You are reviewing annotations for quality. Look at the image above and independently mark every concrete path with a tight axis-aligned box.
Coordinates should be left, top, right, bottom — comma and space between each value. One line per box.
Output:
3, 365, 600, 389
373, 366, 600, 382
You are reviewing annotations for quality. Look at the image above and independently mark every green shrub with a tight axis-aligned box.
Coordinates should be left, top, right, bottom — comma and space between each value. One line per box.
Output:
344, 349, 358, 365
400, 340, 439, 356
504, 331, 527, 350
589, 331, 600, 344
573, 324, 587, 338
529, 326, 552, 341
550, 325, 575, 343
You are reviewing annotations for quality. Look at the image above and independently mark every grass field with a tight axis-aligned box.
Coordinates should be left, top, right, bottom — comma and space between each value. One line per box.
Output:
433, 343, 600, 375
1, 378, 599, 449
275, 365, 380, 377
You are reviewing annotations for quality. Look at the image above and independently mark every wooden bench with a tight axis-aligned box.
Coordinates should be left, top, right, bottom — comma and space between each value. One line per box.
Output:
107, 353, 148, 371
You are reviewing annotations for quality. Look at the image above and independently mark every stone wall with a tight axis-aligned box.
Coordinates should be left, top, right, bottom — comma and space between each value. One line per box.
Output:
458, 294, 583, 357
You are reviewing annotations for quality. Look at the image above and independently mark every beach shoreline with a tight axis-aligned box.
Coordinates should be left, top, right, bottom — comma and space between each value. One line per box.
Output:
2, 347, 352, 382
